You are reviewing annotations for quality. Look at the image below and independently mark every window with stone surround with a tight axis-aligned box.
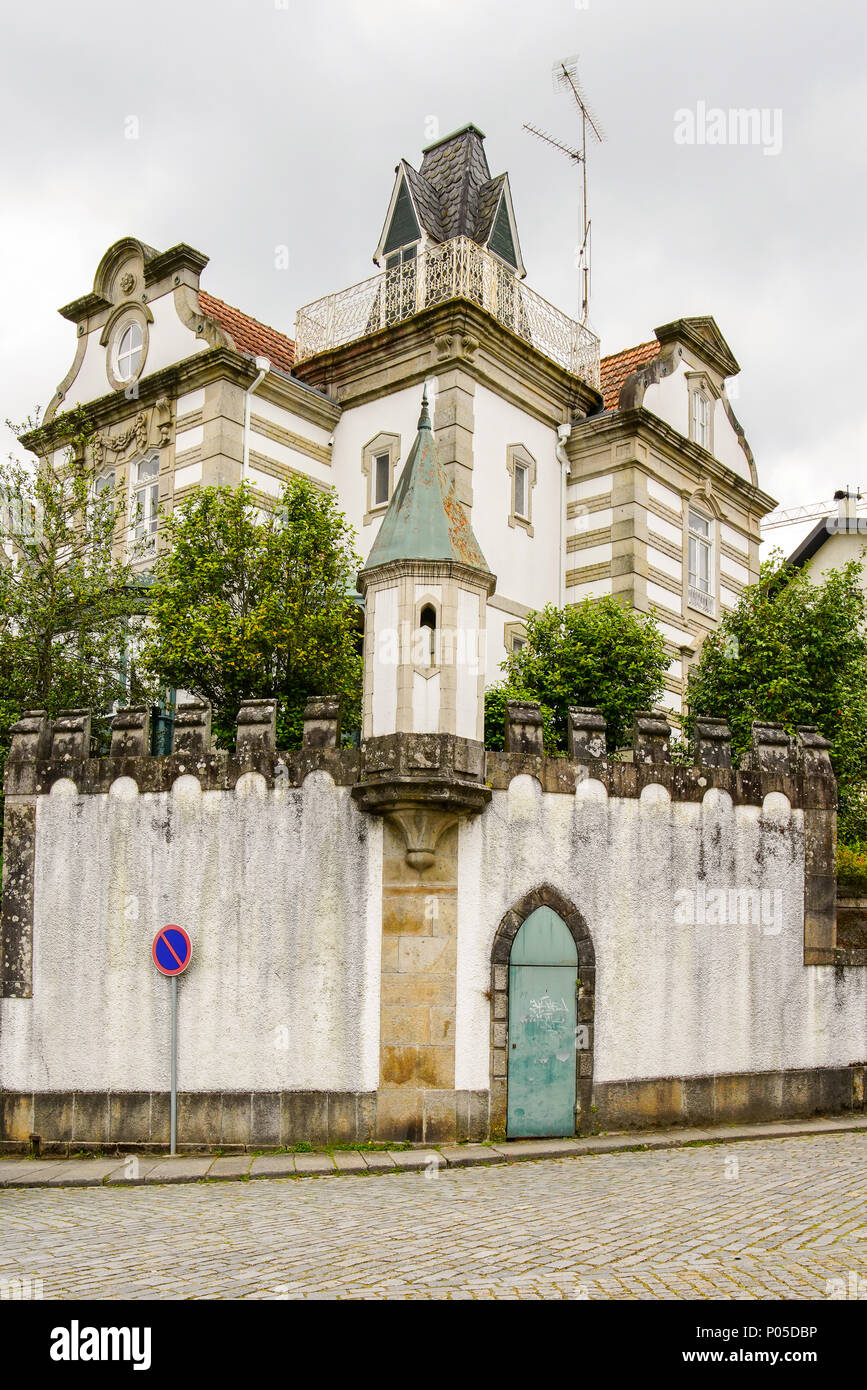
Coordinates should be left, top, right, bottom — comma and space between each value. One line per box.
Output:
103, 307, 150, 392
687, 506, 715, 617
687, 373, 715, 453
507, 443, 536, 536
130, 453, 160, 558
504, 619, 528, 655
362, 432, 400, 525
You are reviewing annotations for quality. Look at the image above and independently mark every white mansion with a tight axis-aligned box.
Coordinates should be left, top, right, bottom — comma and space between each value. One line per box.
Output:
26, 123, 775, 714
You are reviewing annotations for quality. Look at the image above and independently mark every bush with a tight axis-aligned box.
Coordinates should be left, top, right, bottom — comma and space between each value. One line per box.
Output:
484, 683, 559, 752
503, 598, 668, 752
837, 843, 867, 897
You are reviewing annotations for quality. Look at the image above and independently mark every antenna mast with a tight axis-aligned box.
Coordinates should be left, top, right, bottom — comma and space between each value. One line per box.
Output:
524, 56, 604, 324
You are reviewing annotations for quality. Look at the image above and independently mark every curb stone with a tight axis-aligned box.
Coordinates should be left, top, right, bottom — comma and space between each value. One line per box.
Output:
0, 1115, 863, 1189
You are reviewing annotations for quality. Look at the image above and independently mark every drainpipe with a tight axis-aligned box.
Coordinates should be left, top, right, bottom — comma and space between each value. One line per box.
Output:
556, 423, 572, 608
242, 356, 271, 482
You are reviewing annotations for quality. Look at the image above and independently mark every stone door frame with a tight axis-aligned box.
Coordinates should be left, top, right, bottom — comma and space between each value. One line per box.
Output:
489, 885, 596, 1138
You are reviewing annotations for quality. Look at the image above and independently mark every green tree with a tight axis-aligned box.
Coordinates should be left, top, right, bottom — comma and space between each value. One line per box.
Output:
483, 682, 559, 753
683, 552, 867, 844
0, 406, 149, 762
139, 478, 363, 747
493, 597, 669, 751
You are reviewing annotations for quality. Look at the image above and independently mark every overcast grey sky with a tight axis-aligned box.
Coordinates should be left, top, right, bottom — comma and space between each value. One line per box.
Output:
2, 0, 864, 553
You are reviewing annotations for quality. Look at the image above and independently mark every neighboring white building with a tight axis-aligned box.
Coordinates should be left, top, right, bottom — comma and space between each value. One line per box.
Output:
786, 489, 867, 592
23, 123, 776, 712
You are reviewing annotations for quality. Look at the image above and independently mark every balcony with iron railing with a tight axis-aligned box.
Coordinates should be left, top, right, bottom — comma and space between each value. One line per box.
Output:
294, 236, 601, 390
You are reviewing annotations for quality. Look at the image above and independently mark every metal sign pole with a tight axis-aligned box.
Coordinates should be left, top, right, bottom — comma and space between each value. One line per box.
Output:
170, 974, 178, 1156
152, 925, 191, 1158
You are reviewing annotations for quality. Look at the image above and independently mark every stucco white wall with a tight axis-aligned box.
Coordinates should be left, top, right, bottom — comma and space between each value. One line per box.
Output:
803, 530, 867, 594
455, 776, 866, 1090
0, 771, 382, 1094
471, 383, 561, 615
330, 385, 425, 559
249, 395, 334, 489
63, 294, 207, 405
642, 362, 751, 482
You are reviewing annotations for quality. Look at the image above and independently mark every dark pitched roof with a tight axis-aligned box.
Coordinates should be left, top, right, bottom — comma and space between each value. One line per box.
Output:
599, 340, 660, 410
473, 174, 506, 242
377, 126, 523, 276
418, 124, 492, 241
786, 517, 832, 569
198, 291, 295, 373
363, 391, 491, 573
401, 162, 445, 242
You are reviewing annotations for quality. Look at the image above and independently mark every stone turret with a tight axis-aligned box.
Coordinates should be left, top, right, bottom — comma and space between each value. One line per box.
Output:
357, 386, 495, 743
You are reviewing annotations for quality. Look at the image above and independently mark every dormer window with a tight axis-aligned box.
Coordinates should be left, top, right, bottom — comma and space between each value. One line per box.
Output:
488, 193, 518, 271
382, 176, 421, 261
385, 244, 417, 272
688, 375, 714, 452
384, 243, 418, 322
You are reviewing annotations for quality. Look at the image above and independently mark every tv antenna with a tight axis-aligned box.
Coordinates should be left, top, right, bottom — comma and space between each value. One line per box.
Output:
524, 56, 605, 324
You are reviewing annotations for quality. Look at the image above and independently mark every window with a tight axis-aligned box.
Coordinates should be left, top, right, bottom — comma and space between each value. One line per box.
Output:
114, 321, 143, 382
131, 454, 159, 555
514, 463, 528, 520
418, 604, 437, 666
688, 510, 711, 592
385, 245, 417, 272
691, 390, 710, 448
504, 621, 528, 656
507, 444, 536, 535
373, 451, 390, 508
688, 508, 715, 615
362, 432, 400, 524
384, 244, 418, 323
87, 469, 116, 545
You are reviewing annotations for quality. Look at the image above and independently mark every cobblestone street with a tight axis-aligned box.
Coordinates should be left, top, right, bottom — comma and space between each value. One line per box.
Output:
2, 1133, 865, 1300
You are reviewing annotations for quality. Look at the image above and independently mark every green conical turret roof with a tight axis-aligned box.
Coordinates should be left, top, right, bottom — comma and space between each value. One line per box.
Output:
362, 389, 492, 575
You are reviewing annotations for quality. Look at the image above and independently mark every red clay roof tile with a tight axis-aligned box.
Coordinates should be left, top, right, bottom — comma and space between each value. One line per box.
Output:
599, 339, 659, 410
198, 290, 295, 373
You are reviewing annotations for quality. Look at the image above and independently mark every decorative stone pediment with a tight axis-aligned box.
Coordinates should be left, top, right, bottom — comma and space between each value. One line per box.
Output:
89, 398, 173, 466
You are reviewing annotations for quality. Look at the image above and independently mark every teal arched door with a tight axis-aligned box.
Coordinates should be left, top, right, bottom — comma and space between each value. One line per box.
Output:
507, 906, 578, 1138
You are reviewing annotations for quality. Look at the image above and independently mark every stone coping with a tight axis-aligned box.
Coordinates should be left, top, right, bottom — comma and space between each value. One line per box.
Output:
12, 748, 831, 809
1, 1115, 863, 1187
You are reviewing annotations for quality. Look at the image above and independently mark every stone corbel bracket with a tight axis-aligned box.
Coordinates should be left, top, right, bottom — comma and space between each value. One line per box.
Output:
384, 806, 461, 873
352, 732, 491, 869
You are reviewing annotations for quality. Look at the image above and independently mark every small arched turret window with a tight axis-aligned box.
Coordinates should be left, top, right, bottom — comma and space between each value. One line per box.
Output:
419, 604, 437, 666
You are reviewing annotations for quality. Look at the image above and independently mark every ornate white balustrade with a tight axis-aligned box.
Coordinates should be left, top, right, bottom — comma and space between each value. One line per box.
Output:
294, 237, 600, 389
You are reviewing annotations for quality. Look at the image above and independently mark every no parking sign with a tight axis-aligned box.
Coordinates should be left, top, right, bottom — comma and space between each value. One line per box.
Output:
152, 925, 192, 977
152, 925, 192, 1154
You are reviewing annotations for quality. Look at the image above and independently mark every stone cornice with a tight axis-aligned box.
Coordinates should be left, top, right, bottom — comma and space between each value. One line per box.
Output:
292, 298, 602, 428
58, 292, 111, 323
143, 243, 209, 288
20, 350, 340, 454
654, 317, 740, 379
568, 407, 777, 518
357, 556, 497, 597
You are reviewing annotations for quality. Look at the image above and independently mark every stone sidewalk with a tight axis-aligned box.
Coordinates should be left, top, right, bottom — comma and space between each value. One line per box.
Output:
1, 1113, 864, 1187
